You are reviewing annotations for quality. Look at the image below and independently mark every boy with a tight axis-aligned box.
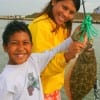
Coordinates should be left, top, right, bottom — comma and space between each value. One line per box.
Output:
0, 20, 84, 100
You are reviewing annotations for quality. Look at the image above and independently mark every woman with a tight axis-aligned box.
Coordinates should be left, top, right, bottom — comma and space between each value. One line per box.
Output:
28, 0, 83, 99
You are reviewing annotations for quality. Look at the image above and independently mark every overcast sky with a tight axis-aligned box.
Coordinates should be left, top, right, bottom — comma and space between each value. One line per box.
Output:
0, 0, 100, 16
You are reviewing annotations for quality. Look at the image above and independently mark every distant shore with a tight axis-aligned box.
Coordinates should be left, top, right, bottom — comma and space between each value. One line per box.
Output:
0, 17, 33, 21
73, 13, 100, 24
73, 19, 100, 24
0, 13, 100, 24
0, 17, 100, 24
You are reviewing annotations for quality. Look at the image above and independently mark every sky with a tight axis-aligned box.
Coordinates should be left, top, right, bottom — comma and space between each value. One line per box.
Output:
0, 0, 100, 16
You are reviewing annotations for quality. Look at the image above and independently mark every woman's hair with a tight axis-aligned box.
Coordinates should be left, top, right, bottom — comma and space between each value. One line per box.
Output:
2, 20, 32, 46
38, 0, 80, 36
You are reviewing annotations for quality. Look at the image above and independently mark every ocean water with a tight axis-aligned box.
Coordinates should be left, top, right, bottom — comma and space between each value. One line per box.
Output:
0, 20, 100, 100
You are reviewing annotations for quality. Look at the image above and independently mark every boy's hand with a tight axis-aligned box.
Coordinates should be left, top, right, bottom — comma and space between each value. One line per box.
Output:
64, 41, 85, 62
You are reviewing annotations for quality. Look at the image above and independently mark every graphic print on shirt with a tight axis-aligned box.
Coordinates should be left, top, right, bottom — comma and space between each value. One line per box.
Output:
27, 72, 40, 96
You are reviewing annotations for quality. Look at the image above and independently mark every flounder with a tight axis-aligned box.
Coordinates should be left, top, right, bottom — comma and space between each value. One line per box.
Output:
64, 24, 97, 100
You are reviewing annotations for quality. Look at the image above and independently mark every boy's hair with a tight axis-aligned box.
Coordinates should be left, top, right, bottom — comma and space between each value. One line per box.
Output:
2, 20, 32, 46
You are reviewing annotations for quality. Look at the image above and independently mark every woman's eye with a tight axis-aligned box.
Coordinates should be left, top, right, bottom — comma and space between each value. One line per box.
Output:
62, 5, 68, 10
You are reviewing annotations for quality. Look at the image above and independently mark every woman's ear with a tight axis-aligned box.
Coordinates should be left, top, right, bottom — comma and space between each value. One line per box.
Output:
51, 0, 56, 6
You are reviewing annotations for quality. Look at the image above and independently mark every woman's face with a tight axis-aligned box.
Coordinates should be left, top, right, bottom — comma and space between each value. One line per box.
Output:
52, 0, 76, 26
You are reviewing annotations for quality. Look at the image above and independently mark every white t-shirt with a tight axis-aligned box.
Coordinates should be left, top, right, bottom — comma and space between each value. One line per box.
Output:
0, 37, 72, 100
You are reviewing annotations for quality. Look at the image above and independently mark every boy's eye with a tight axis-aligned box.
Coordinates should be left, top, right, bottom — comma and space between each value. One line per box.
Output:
9, 41, 18, 45
8, 41, 31, 46
23, 41, 31, 45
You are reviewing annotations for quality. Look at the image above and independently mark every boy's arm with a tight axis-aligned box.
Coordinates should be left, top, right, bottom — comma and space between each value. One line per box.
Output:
37, 37, 73, 72
52, 37, 73, 53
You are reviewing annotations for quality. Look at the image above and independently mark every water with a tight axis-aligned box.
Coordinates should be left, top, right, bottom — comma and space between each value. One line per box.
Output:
0, 20, 100, 100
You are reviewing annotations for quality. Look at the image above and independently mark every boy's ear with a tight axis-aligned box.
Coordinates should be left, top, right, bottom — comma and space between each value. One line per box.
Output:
3, 44, 8, 52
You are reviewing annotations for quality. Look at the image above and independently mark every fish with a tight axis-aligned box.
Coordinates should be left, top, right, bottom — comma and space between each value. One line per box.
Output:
64, 26, 97, 100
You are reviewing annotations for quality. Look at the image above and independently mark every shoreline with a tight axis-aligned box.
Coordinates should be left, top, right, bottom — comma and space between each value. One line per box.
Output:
0, 16, 100, 24
0, 17, 33, 21
73, 19, 100, 24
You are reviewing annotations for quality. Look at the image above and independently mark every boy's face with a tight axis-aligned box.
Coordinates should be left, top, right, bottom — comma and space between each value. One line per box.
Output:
3, 31, 32, 65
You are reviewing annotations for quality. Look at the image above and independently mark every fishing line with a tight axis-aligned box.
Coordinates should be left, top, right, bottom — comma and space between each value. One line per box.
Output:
74, 0, 98, 41
82, 0, 86, 17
